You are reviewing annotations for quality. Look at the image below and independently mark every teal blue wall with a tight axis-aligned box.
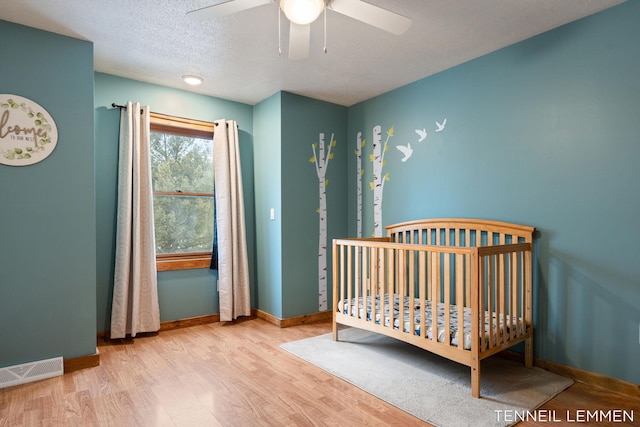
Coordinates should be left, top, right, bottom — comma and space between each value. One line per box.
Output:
280, 92, 347, 317
94, 73, 254, 331
347, 2, 639, 384
253, 92, 347, 318
0, 21, 96, 366
254, 93, 284, 317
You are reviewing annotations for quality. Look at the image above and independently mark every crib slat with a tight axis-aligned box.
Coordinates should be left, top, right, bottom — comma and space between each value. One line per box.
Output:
341, 245, 347, 316
477, 249, 485, 351
378, 246, 384, 326
499, 235, 507, 345
350, 245, 362, 316
380, 247, 387, 327
356, 246, 363, 318
456, 253, 465, 349
370, 247, 378, 325
335, 245, 341, 319
496, 259, 502, 345
495, 252, 504, 346
384, 247, 389, 321
430, 251, 438, 342
490, 255, 496, 349
509, 252, 519, 339
494, 253, 500, 346
443, 252, 451, 345
496, 255, 501, 346
516, 251, 523, 337
409, 249, 416, 335
465, 229, 471, 307
503, 250, 510, 342
419, 250, 427, 338
396, 250, 405, 328
507, 249, 512, 340
398, 250, 408, 332
496, 253, 501, 345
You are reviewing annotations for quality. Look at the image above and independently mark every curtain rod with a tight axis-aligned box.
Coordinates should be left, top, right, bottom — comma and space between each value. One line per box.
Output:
111, 102, 142, 113
111, 103, 234, 127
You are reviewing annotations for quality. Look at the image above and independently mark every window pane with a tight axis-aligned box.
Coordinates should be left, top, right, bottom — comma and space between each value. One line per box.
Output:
150, 132, 213, 193
153, 194, 214, 255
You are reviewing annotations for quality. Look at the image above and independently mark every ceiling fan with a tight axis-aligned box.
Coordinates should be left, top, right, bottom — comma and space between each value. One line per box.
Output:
187, 0, 412, 61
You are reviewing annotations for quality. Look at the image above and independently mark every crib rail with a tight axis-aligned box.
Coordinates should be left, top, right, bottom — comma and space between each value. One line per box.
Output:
386, 218, 535, 247
332, 238, 533, 357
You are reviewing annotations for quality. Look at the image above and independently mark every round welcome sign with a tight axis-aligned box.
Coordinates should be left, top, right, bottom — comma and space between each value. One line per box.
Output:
0, 94, 58, 166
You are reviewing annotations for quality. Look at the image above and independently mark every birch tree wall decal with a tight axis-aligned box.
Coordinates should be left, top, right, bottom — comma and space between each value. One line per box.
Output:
369, 125, 393, 237
310, 132, 336, 311
355, 131, 365, 238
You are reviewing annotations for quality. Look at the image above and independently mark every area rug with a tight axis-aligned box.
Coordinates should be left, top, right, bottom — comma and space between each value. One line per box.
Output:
281, 327, 573, 427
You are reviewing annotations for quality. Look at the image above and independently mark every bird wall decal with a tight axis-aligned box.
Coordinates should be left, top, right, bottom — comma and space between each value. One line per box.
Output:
415, 128, 427, 142
435, 118, 447, 132
396, 143, 413, 162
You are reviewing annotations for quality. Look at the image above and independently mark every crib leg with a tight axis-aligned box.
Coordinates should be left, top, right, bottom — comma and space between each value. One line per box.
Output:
524, 335, 533, 368
332, 321, 338, 341
471, 362, 481, 398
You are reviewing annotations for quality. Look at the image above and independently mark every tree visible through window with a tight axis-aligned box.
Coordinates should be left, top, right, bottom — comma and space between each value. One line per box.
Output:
149, 113, 215, 270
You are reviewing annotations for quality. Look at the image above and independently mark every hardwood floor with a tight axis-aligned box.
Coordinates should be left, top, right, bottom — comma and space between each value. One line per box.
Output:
1, 318, 638, 426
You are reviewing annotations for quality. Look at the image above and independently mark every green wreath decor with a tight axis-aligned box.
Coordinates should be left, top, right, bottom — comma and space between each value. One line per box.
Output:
1, 96, 54, 162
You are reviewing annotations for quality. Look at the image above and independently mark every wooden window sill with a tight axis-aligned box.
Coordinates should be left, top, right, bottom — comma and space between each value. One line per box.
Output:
156, 255, 213, 271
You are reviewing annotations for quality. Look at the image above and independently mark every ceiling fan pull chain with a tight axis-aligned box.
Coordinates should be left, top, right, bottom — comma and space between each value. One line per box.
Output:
323, 2, 327, 54
278, 4, 282, 56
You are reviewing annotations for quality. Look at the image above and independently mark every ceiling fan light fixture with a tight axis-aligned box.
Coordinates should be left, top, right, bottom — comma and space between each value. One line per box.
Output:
182, 74, 204, 85
280, 0, 324, 25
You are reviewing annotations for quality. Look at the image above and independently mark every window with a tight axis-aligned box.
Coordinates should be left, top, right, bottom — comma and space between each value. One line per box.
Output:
150, 113, 215, 271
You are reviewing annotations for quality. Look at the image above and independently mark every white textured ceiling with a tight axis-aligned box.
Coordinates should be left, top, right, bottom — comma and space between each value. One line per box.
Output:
0, 0, 625, 106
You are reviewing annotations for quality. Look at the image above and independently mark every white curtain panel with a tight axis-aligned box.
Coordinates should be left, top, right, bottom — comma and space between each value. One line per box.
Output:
213, 119, 251, 321
110, 102, 160, 338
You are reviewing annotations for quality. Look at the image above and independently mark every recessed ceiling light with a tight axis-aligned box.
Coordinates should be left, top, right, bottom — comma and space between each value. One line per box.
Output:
182, 75, 204, 86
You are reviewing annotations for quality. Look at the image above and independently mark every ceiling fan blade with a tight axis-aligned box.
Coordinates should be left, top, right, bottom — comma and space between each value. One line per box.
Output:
328, 0, 411, 35
187, 0, 273, 21
288, 22, 310, 61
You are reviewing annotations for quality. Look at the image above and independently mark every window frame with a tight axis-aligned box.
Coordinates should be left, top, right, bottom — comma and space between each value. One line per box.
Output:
150, 112, 215, 271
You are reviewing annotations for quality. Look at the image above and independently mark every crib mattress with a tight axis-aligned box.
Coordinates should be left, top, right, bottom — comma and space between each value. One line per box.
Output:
337, 294, 524, 350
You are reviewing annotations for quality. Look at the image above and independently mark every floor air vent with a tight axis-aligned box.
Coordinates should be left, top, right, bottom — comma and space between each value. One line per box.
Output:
0, 357, 63, 389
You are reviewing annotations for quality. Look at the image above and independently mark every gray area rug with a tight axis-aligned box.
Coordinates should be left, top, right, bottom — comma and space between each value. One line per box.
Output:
281, 327, 573, 427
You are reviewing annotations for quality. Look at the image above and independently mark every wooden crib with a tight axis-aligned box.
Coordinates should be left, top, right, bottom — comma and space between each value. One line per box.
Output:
332, 218, 535, 398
